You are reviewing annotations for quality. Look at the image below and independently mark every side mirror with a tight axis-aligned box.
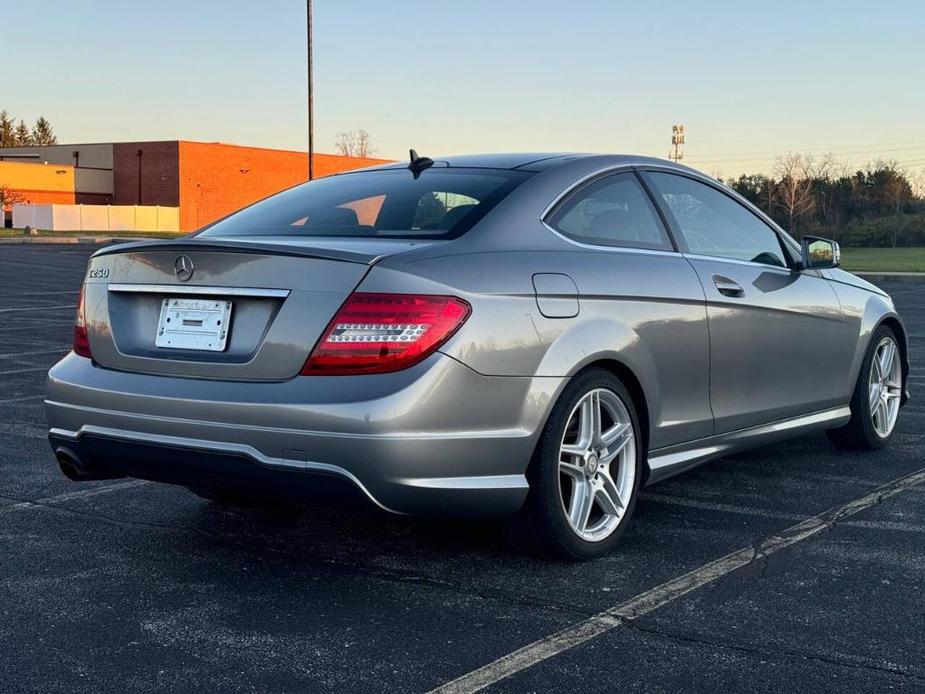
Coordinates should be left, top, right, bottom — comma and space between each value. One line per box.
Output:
801, 236, 840, 270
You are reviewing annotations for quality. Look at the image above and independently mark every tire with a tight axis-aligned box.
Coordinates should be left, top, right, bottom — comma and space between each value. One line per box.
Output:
827, 324, 903, 450
506, 368, 643, 560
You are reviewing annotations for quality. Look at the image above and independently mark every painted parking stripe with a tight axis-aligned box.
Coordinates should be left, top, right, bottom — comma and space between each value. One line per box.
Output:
0, 321, 74, 333
0, 366, 54, 376
0, 394, 45, 405
843, 519, 925, 533
641, 492, 803, 521
0, 304, 74, 314
429, 466, 925, 694
2, 290, 78, 297
794, 471, 883, 486
0, 348, 68, 359
0, 480, 149, 516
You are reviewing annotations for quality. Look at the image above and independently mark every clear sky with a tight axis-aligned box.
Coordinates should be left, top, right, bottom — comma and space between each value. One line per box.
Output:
7, 0, 925, 176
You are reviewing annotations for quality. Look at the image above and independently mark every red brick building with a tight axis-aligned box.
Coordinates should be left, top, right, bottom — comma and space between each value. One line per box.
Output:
0, 141, 389, 231
114, 141, 388, 230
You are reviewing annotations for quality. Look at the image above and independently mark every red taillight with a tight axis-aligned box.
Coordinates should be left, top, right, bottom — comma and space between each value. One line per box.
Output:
302, 293, 471, 375
73, 284, 92, 359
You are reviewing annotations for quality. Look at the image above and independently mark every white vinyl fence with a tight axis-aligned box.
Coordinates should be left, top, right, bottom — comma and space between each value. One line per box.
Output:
12, 204, 180, 233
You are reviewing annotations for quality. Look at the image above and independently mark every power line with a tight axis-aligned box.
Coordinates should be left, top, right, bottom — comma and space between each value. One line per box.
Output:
686, 138, 925, 159
688, 146, 925, 166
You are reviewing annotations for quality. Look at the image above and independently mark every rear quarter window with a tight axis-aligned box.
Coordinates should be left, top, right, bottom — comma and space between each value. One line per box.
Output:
546, 172, 673, 251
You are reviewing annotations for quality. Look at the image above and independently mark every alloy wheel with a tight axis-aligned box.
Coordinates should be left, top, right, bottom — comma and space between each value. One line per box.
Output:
868, 336, 902, 438
558, 388, 636, 542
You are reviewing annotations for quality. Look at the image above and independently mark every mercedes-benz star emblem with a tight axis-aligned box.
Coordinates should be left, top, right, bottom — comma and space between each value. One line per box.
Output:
174, 255, 194, 282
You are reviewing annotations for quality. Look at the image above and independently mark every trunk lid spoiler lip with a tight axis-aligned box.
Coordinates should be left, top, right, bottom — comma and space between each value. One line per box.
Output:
91, 237, 400, 266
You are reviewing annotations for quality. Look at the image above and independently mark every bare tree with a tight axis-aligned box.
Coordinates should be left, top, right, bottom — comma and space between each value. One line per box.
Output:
0, 182, 25, 208
334, 129, 374, 157
772, 152, 832, 233
910, 168, 925, 200
815, 156, 849, 232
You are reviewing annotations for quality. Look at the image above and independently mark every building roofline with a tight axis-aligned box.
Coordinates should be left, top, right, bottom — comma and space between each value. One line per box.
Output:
0, 140, 392, 162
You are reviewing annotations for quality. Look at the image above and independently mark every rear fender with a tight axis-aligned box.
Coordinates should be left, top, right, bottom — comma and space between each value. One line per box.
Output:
532, 316, 659, 434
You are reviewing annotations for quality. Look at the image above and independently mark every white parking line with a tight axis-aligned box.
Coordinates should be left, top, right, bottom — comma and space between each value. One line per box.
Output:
843, 519, 925, 534
429, 466, 925, 694
2, 290, 78, 297
0, 480, 149, 516
0, 348, 69, 359
0, 394, 45, 404
0, 321, 74, 333
641, 492, 803, 521
0, 366, 54, 376
796, 471, 883, 486
0, 304, 74, 314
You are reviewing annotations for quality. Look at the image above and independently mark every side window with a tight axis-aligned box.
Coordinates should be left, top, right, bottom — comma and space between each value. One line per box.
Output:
547, 172, 673, 251
647, 172, 788, 268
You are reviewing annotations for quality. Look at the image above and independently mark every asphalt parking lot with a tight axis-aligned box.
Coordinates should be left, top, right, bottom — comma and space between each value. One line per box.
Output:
0, 244, 922, 693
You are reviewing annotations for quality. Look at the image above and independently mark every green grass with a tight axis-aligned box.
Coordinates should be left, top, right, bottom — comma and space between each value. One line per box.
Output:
839, 247, 925, 273
1, 228, 185, 239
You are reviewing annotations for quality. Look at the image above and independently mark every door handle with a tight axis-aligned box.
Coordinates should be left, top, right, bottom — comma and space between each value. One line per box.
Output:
713, 275, 744, 297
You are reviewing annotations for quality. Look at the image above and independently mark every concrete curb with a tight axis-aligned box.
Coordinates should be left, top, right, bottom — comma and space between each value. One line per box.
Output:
854, 272, 925, 283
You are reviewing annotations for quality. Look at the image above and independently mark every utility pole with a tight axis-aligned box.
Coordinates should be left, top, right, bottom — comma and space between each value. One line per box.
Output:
669, 124, 685, 163
306, 0, 314, 180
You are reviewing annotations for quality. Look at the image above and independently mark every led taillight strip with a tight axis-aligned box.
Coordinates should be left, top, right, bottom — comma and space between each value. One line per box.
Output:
302, 293, 470, 375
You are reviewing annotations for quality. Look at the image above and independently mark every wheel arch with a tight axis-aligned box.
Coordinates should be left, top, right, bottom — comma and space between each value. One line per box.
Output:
875, 314, 911, 406
530, 319, 661, 463
531, 356, 654, 484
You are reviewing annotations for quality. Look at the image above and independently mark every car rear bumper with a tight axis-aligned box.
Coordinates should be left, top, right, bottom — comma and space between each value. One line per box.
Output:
45, 352, 565, 516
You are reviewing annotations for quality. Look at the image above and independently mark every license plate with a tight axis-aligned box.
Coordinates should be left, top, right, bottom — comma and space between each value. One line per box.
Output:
155, 298, 232, 351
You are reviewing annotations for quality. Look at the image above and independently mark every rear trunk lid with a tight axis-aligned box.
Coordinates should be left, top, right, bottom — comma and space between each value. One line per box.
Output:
82, 237, 436, 380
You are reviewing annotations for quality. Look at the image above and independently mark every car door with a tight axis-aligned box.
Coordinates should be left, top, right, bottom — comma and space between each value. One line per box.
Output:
543, 170, 714, 448
642, 169, 847, 434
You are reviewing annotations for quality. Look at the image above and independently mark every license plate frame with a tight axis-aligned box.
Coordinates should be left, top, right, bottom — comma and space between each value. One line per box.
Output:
155, 297, 232, 352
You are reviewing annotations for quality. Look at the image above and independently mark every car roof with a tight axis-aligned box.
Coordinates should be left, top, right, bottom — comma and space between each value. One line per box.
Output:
345, 152, 698, 174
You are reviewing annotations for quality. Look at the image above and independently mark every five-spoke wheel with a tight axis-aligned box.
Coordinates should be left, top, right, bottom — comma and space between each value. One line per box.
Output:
508, 369, 641, 560
558, 389, 636, 542
828, 324, 904, 450
868, 336, 902, 438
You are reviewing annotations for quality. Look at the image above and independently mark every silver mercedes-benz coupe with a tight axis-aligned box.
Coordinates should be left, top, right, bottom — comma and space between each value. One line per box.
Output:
46, 153, 910, 559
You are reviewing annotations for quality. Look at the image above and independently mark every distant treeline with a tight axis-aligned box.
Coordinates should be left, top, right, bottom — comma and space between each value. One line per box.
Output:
722, 154, 924, 247
0, 110, 57, 147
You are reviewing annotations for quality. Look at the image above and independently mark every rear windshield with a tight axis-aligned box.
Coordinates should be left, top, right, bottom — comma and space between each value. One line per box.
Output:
198, 167, 533, 240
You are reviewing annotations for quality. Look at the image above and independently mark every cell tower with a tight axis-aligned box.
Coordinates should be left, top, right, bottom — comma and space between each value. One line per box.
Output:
670, 124, 685, 162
